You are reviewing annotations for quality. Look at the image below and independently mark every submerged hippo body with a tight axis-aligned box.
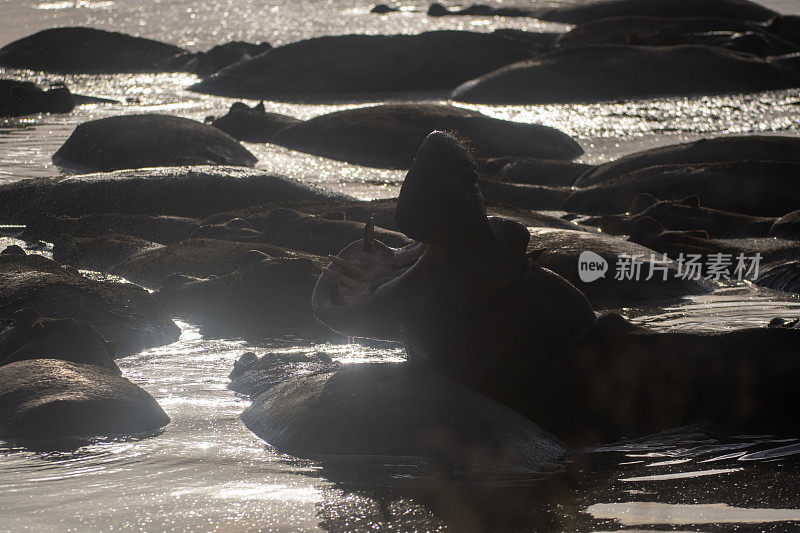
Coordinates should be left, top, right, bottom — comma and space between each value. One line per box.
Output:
161, 41, 272, 77
155, 257, 332, 339
0, 27, 185, 73
526, 227, 711, 303
624, 216, 800, 278
427, 2, 536, 17
53, 115, 257, 173
757, 260, 800, 294
771, 210, 800, 239
191, 30, 548, 100
308, 131, 800, 445
0, 308, 119, 373
576, 135, 800, 186
579, 196, 777, 238
241, 362, 565, 469
265, 103, 583, 168
0, 249, 179, 356
453, 44, 800, 104
53, 234, 161, 272
555, 16, 800, 57
109, 238, 320, 288
0, 359, 169, 441
534, 0, 778, 24
22, 212, 201, 245
0, 167, 341, 223
0, 80, 75, 117
564, 160, 800, 216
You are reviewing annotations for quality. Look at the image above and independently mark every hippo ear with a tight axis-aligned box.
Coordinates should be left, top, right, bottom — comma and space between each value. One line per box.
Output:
396, 131, 487, 245
629, 216, 665, 244
629, 193, 658, 214
255, 101, 266, 113
679, 196, 701, 207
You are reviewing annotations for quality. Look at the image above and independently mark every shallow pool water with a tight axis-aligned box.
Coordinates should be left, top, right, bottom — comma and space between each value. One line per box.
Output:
3, 0, 800, 530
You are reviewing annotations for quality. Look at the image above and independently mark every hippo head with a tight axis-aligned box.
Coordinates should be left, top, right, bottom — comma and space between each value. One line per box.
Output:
313, 131, 594, 384
313, 132, 529, 349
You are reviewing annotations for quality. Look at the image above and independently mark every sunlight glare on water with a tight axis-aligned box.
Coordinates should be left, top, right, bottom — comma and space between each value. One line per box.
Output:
0, 319, 419, 531
4, 0, 800, 530
587, 502, 800, 526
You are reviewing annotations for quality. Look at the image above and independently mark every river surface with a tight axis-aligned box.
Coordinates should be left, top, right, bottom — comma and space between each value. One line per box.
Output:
3, 0, 800, 531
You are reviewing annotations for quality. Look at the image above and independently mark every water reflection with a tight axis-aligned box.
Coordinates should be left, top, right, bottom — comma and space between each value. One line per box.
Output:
1, 294, 800, 530
3, 0, 800, 526
2, 69, 800, 200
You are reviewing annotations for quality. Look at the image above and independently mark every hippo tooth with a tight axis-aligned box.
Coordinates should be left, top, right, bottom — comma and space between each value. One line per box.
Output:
328, 255, 367, 278
363, 218, 376, 252
321, 267, 359, 288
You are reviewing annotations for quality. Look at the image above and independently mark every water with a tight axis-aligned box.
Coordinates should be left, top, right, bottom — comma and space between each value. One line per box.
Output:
3, 0, 800, 530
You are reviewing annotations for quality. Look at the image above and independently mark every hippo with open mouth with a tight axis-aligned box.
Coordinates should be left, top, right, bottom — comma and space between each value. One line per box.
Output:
312, 131, 800, 446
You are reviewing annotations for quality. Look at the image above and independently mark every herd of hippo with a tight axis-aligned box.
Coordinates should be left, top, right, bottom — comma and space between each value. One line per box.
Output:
3, 0, 800, 472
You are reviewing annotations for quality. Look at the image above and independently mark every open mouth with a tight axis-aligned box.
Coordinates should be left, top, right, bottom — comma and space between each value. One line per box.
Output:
312, 218, 428, 312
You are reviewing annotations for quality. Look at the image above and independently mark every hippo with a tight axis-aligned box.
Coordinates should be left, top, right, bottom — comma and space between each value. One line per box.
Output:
200, 199, 401, 234
533, 0, 778, 24
52, 115, 257, 173
0, 80, 74, 117
564, 160, 800, 216
155, 256, 333, 339
554, 16, 800, 57
160, 41, 272, 77
109, 238, 321, 288
53, 234, 161, 272
525, 227, 712, 303
0, 166, 342, 223
239, 362, 565, 470
21, 212, 201, 245
427, 2, 536, 17
476, 180, 570, 211
308, 131, 800, 445
757, 260, 800, 294
228, 350, 335, 398
767, 14, 800, 45
0, 27, 185, 73
208, 102, 301, 143
575, 135, 800, 186
579, 195, 777, 238
452, 44, 800, 104
0, 308, 119, 373
626, 216, 800, 278
212, 102, 583, 168
771, 210, 800, 239
227, 208, 410, 255
106, 211, 406, 287
485, 157, 593, 187
264, 103, 583, 168
190, 30, 550, 101
0, 247, 180, 356
0, 359, 169, 441
370, 4, 400, 14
